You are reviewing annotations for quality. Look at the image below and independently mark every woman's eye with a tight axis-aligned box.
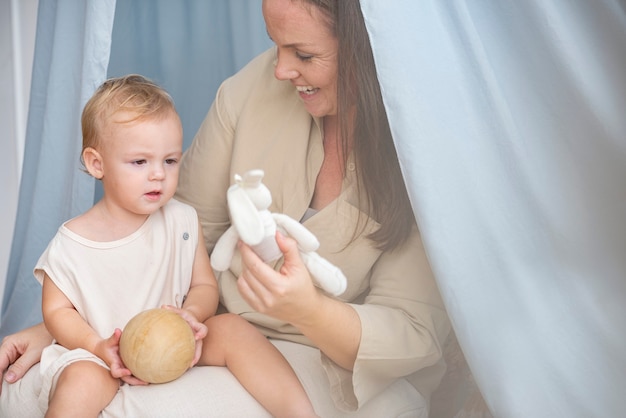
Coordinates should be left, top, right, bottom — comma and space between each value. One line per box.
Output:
296, 52, 313, 62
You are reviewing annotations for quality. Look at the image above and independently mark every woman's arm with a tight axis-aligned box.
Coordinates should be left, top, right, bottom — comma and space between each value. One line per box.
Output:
237, 232, 361, 370
239, 225, 451, 408
175, 81, 235, 253
0, 322, 52, 392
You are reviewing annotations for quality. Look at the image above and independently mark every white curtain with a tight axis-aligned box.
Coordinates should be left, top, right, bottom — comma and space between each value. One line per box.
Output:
360, 1, 626, 417
0, 0, 38, 306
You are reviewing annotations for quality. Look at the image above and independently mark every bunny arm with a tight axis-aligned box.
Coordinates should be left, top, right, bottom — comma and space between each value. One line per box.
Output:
228, 186, 265, 245
300, 252, 348, 296
212, 214, 347, 295
271, 213, 347, 296
210, 225, 240, 271
272, 213, 319, 252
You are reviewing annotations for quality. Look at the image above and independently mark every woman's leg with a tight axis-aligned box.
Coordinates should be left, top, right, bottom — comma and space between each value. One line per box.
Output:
0, 342, 425, 417
45, 360, 118, 418
198, 313, 318, 418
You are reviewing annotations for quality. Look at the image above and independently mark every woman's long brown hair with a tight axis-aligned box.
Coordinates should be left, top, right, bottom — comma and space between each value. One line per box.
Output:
303, 0, 415, 251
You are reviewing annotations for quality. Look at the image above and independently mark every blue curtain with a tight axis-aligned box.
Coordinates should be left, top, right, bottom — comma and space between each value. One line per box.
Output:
0, 0, 270, 336
360, 1, 626, 417
107, 0, 271, 149
0, 0, 117, 336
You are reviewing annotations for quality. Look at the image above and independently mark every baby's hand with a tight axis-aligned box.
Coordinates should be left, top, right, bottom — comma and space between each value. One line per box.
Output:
99, 328, 148, 386
162, 305, 208, 367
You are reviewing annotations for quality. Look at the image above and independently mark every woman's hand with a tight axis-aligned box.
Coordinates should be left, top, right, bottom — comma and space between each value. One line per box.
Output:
237, 232, 321, 324
162, 305, 208, 367
0, 322, 52, 392
238, 231, 361, 370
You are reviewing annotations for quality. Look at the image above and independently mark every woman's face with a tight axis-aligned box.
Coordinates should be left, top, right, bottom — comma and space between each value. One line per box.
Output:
263, 0, 338, 118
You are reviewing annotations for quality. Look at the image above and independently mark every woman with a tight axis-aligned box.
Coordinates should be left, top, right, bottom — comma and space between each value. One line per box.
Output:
0, 0, 450, 416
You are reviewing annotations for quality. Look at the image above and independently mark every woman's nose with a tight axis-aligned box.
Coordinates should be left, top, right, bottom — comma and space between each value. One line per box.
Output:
274, 55, 299, 81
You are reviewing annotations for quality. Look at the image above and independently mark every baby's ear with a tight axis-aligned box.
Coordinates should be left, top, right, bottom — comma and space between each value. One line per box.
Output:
82, 147, 104, 179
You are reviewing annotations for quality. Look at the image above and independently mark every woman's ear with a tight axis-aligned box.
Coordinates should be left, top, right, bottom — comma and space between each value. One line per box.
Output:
82, 147, 104, 179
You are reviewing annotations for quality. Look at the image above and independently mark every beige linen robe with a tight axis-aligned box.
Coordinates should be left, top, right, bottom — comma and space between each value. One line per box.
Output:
175, 47, 451, 411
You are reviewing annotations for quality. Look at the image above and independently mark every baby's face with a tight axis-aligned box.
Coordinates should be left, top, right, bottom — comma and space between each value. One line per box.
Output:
99, 109, 183, 217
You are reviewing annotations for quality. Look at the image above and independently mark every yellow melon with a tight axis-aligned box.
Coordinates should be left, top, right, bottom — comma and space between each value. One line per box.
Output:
119, 308, 195, 384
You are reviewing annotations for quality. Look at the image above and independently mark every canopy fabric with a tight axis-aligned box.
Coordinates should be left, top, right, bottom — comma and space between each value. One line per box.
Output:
3, 1, 625, 417
0, 0, 116, 336
0, 0, 270, 337
360, 1, 626, 417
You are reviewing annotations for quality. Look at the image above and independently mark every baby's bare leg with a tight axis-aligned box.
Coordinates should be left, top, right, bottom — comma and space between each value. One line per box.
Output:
199, 313, 318, 418
45, 360, 119, 418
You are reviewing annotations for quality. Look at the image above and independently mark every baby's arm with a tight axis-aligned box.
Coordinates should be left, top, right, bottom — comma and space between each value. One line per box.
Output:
41, 274, 125, 377
181, 221, 220, 322
41, 274, 140, 383
165, 221, 220, 366
42, 273, 103, 353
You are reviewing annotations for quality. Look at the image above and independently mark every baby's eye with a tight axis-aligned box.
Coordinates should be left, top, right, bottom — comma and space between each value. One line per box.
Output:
132, 159, 147, 165
165, 158, 178, 165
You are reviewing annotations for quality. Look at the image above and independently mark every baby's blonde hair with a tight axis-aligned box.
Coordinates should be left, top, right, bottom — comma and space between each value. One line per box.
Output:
81, 74, 176, 157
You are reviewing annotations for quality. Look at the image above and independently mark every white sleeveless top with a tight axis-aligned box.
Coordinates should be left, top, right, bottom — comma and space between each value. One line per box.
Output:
34, 198, 198, 339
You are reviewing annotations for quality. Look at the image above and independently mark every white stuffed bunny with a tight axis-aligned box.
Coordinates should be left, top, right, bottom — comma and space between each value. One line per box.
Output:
211, 169, 347, 296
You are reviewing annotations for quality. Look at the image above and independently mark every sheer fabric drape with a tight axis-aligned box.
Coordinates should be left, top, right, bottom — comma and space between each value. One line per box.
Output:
107, 0, 270, 149
0, 0, 269, 336
3, 1, 625, 417
0, 0, 116, 336
0, 0, 37, 305
360, 1, 626, 417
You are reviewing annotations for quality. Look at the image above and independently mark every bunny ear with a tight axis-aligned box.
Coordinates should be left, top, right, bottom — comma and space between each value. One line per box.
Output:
227, 185, 264, 245
242, 169, 264, 186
